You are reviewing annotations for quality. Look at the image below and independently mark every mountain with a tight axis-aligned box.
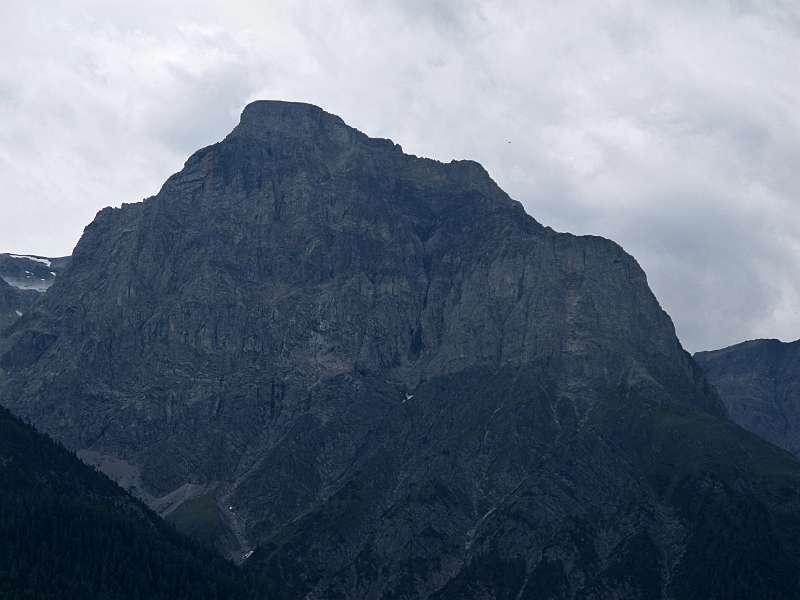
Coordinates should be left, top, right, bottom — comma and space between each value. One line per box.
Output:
3, 100, 800, 598
0, 252, 69, 293
695, 339, 800, 458
0, 403, 264, 599
0, 253, 70, 332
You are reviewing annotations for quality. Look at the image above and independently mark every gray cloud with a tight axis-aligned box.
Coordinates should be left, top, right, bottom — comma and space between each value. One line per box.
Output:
1, 0, 799, 352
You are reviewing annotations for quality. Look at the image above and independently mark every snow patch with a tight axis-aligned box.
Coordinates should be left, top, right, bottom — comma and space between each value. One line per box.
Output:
2, 275, 53, 292
10, 254, 51, 267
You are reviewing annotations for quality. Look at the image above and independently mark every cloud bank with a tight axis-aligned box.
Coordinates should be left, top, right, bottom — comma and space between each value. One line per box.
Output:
1, 0, 799, 351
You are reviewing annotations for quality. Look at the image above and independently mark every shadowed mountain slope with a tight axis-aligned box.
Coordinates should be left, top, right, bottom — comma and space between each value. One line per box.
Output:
696, 338, 800, 458
0, 277, 36, 333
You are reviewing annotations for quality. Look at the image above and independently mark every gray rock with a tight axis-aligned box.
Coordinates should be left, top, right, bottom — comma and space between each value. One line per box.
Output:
2, 101, 800, 599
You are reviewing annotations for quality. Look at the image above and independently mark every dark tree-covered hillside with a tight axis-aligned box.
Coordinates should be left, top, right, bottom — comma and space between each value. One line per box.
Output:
0, 405, 265, 599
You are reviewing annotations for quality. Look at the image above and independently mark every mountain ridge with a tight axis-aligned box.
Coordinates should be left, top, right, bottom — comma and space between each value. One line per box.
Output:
696, 337, 800, 458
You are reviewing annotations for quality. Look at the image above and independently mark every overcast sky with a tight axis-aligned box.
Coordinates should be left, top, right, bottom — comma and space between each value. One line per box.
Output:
1, 1, 799, 352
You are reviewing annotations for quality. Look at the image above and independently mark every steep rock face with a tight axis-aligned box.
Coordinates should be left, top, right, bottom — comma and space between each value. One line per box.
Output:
696, 339, 800, 457
3, 101, 800, 598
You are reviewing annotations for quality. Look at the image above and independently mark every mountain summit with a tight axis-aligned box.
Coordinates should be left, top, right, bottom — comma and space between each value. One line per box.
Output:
2, 101, 800, 598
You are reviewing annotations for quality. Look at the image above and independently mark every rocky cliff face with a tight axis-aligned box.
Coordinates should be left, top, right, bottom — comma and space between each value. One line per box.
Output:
3, 101, 800, 599
696, 339, 800, 458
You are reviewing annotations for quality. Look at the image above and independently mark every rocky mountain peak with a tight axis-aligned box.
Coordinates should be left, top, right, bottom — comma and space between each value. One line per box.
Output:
226, 99, 400, 154
2, 101, 798, 599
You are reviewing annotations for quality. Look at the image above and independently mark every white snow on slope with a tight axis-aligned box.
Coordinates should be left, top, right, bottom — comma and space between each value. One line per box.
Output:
9, 254, 52, 267
1, 275, 52, 293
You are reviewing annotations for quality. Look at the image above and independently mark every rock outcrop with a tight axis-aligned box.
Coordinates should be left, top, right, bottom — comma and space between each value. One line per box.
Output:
3, 101, 800, 599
